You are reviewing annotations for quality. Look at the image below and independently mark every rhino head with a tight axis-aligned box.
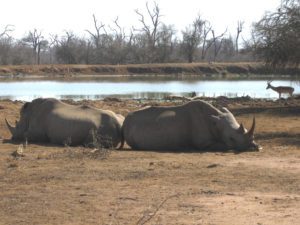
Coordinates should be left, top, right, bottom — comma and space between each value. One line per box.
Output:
5, 102, 30, 141
211, 107, 260, 151
5, 118, 28, 140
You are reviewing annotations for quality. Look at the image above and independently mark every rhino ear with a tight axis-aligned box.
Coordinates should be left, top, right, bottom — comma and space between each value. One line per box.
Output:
221, 107, 230, 113
247, 117, 256, 137
210, 115, 224, 133
237, 123, 246, 134
210, 115, 221, 124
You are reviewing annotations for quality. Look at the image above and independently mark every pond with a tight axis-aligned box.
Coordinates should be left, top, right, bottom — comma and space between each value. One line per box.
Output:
0, 77, 299, 101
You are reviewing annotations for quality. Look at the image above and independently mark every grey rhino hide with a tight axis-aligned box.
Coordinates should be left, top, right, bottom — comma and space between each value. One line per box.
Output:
122, 100, 258, 151
6, 98, 124, 148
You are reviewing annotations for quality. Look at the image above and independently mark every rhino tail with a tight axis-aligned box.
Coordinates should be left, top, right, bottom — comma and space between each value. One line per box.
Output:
117, 125, 124, 150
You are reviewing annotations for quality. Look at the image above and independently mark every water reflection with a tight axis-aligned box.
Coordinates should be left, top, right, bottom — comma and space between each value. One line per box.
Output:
0, 78, 298, 101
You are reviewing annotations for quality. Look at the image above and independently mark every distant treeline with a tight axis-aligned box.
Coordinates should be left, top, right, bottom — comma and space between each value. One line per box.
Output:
0, 0, 299, 67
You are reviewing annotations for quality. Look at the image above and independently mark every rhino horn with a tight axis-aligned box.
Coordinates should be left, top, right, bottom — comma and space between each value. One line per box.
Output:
247, 117, 256, 137
5, 118, 15, 136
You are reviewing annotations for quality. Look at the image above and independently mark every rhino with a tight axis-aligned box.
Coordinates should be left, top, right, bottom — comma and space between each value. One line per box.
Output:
122, 100, 259, 151
5, 98, 124, 148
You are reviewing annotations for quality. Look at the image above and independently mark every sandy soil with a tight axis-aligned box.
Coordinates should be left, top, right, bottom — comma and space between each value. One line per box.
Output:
0, 98, 300, 225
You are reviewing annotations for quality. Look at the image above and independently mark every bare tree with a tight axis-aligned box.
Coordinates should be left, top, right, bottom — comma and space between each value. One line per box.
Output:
235, 20, 244, 54
134, 1, 163, 62
107, 17, 129, 64
181, 15, 206, 62
211, 29, 227, 61
22, 29, 48, 64
55, 31, 76, 64
201, 21, 213, 60
156, 24, 176, 62
0, 25, 14, 64
86, 14, 106, 49
86, 14, 114, 64
48, 34, 60, 64
0, 25, 14, 38
134, 1, 162, 47
109, 17, 126, 41
181, 26, 198, 63
55, 31, 92, 64
214, 36, 236, 61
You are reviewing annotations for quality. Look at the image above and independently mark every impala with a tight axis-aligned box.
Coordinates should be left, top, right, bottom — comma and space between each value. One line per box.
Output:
266, 81, 294, 98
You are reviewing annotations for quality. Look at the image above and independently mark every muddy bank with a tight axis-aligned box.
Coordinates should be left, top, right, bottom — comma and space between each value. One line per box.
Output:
0, 62, 300, 78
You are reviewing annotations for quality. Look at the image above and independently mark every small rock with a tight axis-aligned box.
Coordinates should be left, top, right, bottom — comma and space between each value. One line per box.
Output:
11, 145, 25, 158
207, 163, 220, 168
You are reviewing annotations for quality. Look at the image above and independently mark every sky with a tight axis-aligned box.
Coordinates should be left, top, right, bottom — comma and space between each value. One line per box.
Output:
0, 0, 281, 40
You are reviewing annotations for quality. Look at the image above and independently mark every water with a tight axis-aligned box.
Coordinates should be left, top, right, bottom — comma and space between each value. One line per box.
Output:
0, 77, 298, 101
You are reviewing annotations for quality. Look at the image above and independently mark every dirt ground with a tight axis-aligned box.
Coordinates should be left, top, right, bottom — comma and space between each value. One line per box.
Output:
0, 97, 300, 225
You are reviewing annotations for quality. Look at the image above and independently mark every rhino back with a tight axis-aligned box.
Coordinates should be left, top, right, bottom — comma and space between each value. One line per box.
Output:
124, 108, 187, 150
46, 104, 122, 146
123, 100, 221, 150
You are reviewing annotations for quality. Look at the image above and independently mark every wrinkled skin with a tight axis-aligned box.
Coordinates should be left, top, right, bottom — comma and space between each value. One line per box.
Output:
5, 98, 124, 148
122, 100, 259, 151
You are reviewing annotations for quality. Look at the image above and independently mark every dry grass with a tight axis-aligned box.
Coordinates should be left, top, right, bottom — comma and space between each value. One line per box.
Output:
61, 129, 114, 160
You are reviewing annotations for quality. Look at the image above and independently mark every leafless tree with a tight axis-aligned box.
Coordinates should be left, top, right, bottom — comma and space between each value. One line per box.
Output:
0, 25, 14, 38
0, 25, 14, 64
55, 31, 76, 64
86, 14, 106, 49
55, 31, 91, 64
47, 34, 60, 64
109, 17, 126, 41
22, 29, 48, 64
211, 29, 227, 61
86, 14, 111, 63
156, 24, 176, 62
134, 1, 162, 48
134, 1, 163, 62
235, 20, 244, 53
0, 6, 260, 65
181, 15, 207, 62
200, 21, 213, 60
107, 17, 129, 64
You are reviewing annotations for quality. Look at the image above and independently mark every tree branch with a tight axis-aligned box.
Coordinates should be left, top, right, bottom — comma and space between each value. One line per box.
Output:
0, 25, 14, 38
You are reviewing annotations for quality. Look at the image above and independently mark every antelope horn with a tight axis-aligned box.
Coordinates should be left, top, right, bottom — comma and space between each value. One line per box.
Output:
5, 118, 15, 136
247, 117, 256, 137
